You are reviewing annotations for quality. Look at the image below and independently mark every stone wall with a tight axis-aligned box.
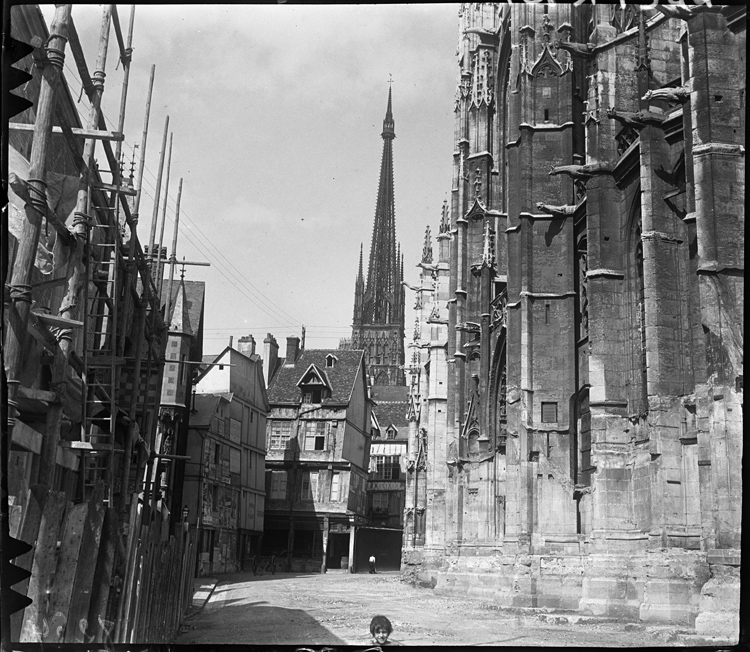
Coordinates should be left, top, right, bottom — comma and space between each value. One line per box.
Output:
404, 4, 743, 644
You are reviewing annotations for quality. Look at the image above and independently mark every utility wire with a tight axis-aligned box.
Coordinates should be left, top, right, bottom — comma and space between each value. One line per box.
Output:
64, 68, 305, 329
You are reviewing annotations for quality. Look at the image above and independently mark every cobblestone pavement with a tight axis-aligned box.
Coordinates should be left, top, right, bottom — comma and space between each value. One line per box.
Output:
175, 570, 688, 647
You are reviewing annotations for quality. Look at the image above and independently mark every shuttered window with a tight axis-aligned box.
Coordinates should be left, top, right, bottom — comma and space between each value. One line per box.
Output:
541, 402, 558, 423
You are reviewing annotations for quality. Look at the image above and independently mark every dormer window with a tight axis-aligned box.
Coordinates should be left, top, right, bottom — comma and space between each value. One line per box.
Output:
302, 388, 323, 404
386, 425, 397, 440
326, 354, 338, 368
297, 364, 331, 404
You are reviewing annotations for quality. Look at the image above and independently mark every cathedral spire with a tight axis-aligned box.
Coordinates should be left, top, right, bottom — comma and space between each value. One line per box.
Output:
353, 243, 365, 325
351, 83, 405, 387
382, 83, 395, 138
364, 86, 400, 325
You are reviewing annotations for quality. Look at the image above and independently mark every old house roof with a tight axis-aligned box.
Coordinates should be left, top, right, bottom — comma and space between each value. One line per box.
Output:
189, 392, 232, 428
370, 385, 409, 436
268, 348, 365, 405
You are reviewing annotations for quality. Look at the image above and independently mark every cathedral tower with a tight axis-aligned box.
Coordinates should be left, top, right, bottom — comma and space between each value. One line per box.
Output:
352, 86, 405, 386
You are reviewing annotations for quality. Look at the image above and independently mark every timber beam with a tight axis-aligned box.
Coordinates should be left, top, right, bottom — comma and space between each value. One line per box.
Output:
8, 122, 124, 141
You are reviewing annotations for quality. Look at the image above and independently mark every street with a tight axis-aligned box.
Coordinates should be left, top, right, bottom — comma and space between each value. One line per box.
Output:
175, 571, 687, 647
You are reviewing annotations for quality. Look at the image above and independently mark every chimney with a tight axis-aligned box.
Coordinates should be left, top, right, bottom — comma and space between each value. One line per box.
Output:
285, 336, 300, 366
238, 334, 256, 357
263, 333, 279, 386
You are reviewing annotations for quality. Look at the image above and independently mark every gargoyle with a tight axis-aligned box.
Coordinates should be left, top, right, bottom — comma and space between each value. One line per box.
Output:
641, 87, 689, 104
464, 26, 500, 45
555, 39, 595, 59
456, 321, 481, 333
536, 202, 576, 216
548, 162, 613, 180
606, 107, 666, 129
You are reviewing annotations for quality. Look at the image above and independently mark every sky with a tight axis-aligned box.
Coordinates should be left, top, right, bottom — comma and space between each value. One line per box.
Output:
37, 4, 460, 355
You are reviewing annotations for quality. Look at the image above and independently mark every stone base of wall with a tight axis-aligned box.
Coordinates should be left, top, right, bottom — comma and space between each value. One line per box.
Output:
414, 545, 738, 640
693, 551, 741, 642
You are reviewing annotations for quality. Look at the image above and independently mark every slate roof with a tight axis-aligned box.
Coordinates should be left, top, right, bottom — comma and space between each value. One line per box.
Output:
370, 384, 410, 434
189, 392, 231, 428
162, 280, 205, 338
267, 349, 364, 405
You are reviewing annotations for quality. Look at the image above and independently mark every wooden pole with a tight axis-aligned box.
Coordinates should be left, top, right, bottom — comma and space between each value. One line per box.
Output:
113, 4, 136, 170
165, 178, 184, 323
43, 8, 113, 510
147, 115, 169, 259
3, 6, 72, 497
117, 62, 155, 517
133, 65, 155, 218
154, 132, 173, 299
57, 4, 113, 329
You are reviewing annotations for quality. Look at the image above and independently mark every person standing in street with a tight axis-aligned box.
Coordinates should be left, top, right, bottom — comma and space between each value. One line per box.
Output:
369, 554, 376, 574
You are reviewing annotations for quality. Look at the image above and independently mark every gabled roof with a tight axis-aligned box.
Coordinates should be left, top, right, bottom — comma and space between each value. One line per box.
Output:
268, 348, 365, 405
296, 364, 331, 389
370, 384, 409, 435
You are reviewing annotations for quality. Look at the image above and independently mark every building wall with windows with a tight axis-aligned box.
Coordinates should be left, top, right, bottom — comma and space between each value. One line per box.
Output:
367, 385, 410, 530
263, 344, 372, 572
184, 341, 269, 575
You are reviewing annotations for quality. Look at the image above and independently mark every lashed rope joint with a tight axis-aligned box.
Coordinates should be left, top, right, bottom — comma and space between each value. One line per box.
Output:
24, 178, 49, 216
72, 211, 93, 230
8, 283, 33, 304
92, 69, 107, 91
44, 31, 68, 69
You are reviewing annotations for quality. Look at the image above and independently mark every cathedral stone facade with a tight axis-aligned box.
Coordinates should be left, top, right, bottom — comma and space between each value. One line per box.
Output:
404, 4, 743, 641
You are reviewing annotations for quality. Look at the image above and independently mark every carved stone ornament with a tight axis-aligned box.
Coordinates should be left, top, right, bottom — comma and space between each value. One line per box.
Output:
555, 39, 595, 60
531, 44, 564, 78
548, 161, 614, 181
472, 48, 494, 107
606, 106, 666, 130
641, 86, 689, 104
536, 201, 576, 216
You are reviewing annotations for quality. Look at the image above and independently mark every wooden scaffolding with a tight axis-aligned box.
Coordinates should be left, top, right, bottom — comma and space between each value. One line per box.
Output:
3, 4, 196, 645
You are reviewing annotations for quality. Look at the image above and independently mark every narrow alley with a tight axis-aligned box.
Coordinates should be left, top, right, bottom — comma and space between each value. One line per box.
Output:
175, 571, 686, 647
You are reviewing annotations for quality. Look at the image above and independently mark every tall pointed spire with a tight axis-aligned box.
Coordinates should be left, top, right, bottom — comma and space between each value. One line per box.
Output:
382, 83, 395, 138
353, 243, 365, 325
364, 86, 400, 325
351, 83, 405, 387
358, 243, 364, 282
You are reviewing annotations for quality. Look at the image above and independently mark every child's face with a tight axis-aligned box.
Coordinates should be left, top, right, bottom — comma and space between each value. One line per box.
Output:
373, 626, 390, 644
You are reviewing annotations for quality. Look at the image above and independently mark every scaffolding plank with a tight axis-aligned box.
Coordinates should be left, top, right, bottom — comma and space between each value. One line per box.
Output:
44, 501, 89, 642
19, 492, 67, 642
8, 122, 124, 141
10, 486, 48, 641
64, 484, 107, 642
93, 182, 137, 196
59, 441, 114, 452
32, 312, 84, 328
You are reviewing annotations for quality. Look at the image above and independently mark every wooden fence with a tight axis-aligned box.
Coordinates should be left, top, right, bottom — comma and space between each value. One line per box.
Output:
116, 504, 196, 643
9, 483, 196, 644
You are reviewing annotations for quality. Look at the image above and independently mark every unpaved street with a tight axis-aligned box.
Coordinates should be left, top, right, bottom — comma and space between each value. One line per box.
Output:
175, 570, 687, 646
